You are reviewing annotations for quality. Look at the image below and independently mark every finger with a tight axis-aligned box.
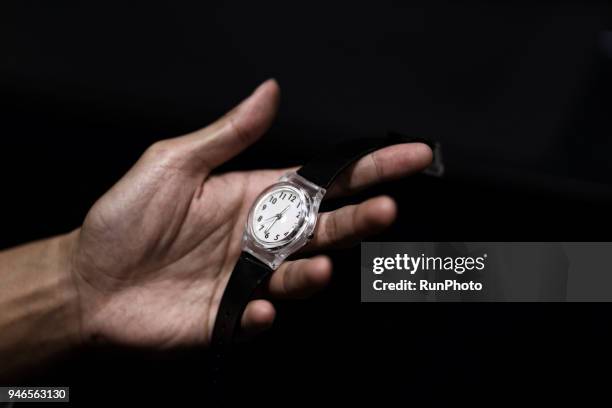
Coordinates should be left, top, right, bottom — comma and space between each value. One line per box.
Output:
170, 79, 281, 172
267, 256, 333, 299
240, 299, 276, 337
306, 195, 397, 251
326, 142, 433, 198
249, 142, 432, 200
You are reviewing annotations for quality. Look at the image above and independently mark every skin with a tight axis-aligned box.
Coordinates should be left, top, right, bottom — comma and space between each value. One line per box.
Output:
0, 80, 432, 379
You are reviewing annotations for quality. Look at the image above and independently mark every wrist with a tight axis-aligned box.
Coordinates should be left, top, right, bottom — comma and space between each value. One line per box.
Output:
0, 229, 84, 378
57, 229, 84, 349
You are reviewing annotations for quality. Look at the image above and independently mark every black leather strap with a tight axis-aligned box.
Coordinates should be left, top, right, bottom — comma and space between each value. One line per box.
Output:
210, 252, 271, 405
211, 252, 272, 348
296, 132, 435, 189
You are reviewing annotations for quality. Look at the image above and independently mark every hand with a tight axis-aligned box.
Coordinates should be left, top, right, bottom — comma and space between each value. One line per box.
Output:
70, 80, 433, 348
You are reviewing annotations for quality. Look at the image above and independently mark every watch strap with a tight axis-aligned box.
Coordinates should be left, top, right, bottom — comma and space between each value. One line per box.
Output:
211, 251, 272, 348
296, 132, 435, 189
210, 252, 272, 404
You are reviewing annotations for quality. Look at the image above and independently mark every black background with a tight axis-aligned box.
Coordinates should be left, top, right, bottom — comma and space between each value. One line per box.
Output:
2, 1, 612, 405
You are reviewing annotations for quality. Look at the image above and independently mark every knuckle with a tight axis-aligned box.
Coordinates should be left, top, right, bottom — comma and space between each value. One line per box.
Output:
227, 114, 252, 147
281, 265, 293, 296
370, 151, 385, 179
144, 140, 184, 168
145, 140, 172, 158
324, 213, 340, 243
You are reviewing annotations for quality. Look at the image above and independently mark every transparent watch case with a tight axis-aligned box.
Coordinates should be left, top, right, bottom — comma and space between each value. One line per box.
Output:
242, 171, 326, 270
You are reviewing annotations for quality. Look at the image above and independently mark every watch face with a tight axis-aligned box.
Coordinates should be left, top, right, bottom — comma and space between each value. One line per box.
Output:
250, 186, 306, 247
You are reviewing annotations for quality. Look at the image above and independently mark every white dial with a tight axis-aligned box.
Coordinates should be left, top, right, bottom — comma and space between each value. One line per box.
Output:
251, 186, 305, 246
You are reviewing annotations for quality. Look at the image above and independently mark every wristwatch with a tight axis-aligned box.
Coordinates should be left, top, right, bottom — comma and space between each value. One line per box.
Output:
210, 133, 435, 348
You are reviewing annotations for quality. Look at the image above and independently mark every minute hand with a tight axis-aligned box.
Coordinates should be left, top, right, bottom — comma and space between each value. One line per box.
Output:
265, 217, 279, 234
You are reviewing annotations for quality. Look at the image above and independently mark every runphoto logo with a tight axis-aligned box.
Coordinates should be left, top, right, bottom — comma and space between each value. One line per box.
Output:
372, 253, 487, 275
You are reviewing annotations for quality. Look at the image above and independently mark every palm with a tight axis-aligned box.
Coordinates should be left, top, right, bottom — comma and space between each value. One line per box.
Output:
74, 158, 286, 348
69, 80, 433, 348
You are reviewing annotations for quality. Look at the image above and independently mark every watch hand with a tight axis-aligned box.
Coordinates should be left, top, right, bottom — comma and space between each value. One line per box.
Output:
263, 205, 290, 223
265, 217, 279, 234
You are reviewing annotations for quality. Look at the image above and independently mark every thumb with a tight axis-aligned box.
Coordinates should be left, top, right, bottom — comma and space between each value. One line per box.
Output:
173, 79, 280, 172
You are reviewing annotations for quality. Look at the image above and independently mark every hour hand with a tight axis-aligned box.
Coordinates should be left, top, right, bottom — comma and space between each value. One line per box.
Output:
264, 206, 290, 222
